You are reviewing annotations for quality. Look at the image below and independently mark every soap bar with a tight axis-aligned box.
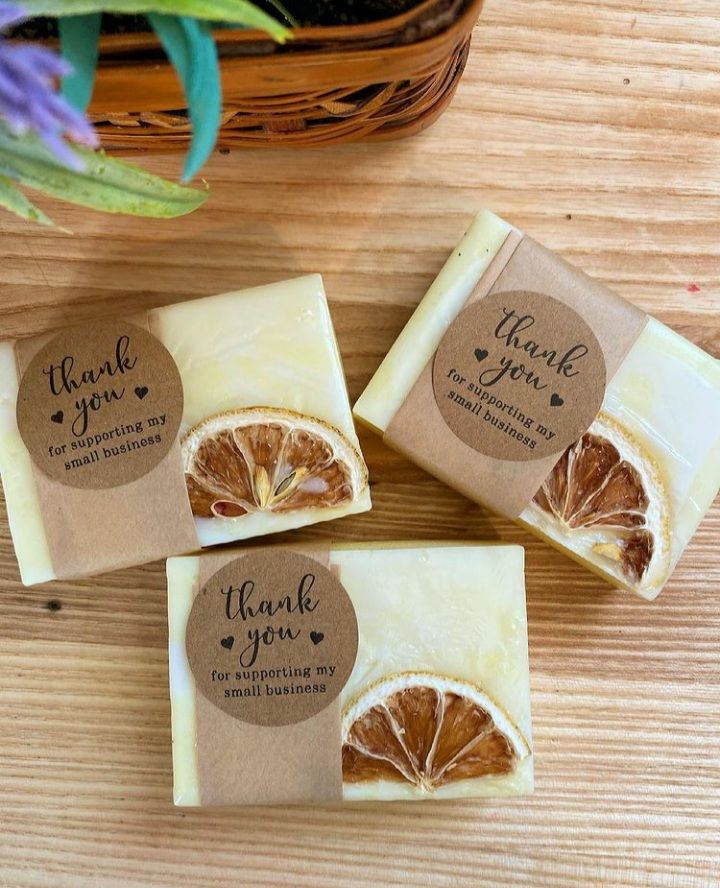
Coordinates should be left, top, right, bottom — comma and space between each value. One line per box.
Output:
0, 275, 370, 584
167, 542, 533, 805
354, 211, 720, 600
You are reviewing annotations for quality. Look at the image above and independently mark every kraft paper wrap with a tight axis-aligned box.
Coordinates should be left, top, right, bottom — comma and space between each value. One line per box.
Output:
194, 545, 344, 806
385, 231, 648, 518
13, 315, 197, 580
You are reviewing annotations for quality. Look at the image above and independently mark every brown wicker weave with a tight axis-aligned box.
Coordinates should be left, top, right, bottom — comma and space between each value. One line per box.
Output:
88, 0, 484, 151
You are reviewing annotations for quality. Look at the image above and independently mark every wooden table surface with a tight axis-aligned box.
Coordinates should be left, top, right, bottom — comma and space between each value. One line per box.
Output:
1, 1, 719, 886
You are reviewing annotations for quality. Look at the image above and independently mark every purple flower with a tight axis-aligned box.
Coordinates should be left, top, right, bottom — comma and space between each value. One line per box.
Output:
0, 2, 24, 30
0, 3, 99, 169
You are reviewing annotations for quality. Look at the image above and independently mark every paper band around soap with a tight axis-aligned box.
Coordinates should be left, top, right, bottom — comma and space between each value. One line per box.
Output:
16, 320, 184, 489
191, 546, 349, 805
12, 316, 198, 580
385, 231, 648, 519
432, 290, 606, 462
186, 549, 359, 727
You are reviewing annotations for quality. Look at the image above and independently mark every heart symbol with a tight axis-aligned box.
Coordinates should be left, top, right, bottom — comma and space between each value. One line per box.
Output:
220, 636, 234, 650
550, 393, 564, 407
310, 631, 324, 646
50, 410, 64, 424
134, 386, 149, 400
474, 348, 489, 362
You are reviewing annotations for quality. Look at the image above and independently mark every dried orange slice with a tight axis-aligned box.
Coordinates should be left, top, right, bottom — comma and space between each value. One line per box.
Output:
529, 413, 670, 589
182, 407, 368, 519
342, 673, 530, 792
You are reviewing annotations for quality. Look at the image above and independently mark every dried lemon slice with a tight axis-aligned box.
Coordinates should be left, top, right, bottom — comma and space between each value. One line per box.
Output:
342, 672, 530, 792
182, 407, 368, 519
529, 413, 670, 590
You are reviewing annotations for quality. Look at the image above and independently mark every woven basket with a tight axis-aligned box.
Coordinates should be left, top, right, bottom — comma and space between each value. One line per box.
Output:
88, 0, 484, 151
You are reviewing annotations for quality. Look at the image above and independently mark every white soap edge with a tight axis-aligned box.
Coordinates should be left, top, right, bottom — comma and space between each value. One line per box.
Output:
167, 556, 201, 806
0, 342, 54, 585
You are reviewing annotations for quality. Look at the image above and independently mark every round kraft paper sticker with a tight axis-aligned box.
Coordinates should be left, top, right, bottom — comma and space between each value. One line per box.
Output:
16, 320, 184, 489
185, 551, 359, 727
432, 290, 606, 461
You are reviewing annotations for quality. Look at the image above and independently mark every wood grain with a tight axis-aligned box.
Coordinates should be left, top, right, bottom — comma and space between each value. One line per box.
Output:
1, 1, 719, 885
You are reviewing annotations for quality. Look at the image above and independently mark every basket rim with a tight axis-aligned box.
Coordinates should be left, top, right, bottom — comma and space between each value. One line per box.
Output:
87, 0, 483, 112
94, 0, 477, 57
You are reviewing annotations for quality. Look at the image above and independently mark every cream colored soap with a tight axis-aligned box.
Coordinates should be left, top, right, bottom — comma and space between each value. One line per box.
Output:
0, 344, 53, 585
354, 211, 720, 599
148, 275, 370, 548
167, 542, 533, 805
0, 275, 370, 584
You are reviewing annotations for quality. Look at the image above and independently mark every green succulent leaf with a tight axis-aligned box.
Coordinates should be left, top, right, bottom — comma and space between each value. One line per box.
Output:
0, 125, 207, 218
148, 15, 220, 183
0, 174, 54, 227
23, 1, 291, 41
59, 13, 102, 113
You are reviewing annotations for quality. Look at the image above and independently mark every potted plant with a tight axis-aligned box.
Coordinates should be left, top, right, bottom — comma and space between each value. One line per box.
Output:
0, 0, 483, 227
0, 1, 292, 226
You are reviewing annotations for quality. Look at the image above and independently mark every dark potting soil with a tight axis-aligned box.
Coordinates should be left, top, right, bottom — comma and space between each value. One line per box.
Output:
285, 0, 422, 26
9, 15, 148, 40
10, 2, 424, 40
